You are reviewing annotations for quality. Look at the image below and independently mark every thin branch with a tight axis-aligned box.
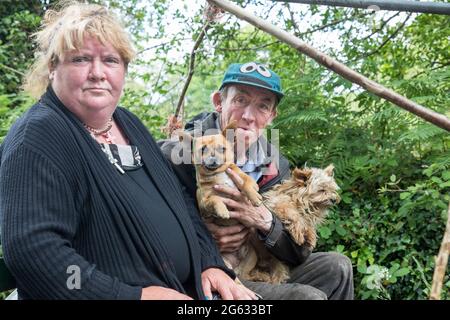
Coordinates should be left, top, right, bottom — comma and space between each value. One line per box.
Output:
263, 0, 278, 21
0, 63, 25, 76
214, 12, 370, 53
214, 8, 370, 54
174, 21, 211, 118
411, 61, 450, 79
215, 40, 281, 52
285, 2, 301, 35
360, 12, 400, 41
137, 37, 191, 55
356, 13, 412, 60
296, 11, 372, 37
152, 61, 166, 93
151, 78, 184, 106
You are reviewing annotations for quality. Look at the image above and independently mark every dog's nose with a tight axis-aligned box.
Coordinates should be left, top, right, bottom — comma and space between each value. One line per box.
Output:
204, 156, 221, 169
205, 156, 217, 166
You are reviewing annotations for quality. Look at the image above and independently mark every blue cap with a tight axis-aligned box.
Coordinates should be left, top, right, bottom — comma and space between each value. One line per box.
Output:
219, 62, 284, 101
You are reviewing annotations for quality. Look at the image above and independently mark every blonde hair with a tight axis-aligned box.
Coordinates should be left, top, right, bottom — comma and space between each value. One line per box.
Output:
23, 0, 136, 98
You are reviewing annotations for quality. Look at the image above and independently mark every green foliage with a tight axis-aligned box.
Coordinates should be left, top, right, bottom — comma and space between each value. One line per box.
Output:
0, 0, 449, 300
0, 9, 41, 95
317, 164, 449, 299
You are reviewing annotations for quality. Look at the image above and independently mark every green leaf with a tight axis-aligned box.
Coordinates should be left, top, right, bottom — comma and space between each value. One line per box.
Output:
336, 225, 347, 236
393, 268, 410, 278
318, 226, 331, 239
442, 171, 450, 181
431, 177, 443, 184
400, 192, 411, 200
342, 194, 352, 204
357, 264, 367, 274
389, 263, 400, 274
388, 276, 398, 284
439, 181, 450, 188
387, 159, 398, 167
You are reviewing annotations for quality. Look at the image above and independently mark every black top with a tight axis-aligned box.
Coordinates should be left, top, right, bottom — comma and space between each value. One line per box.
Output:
0, 87, 233, 300
123, 165, 191, 284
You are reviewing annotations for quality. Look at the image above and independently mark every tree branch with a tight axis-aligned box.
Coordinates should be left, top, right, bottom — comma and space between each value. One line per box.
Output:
0, 63, 25, 76
296, 11, 371, 38
356, 13, 412, 60
285, 2, 301, 35
137, 37, 192, 55
430, 202, 450, 300
214, 12, 371, 53
174, 21, 211, 118
411, 61, 450, 79
216, 40, 280, 52
360, 12, 400, 41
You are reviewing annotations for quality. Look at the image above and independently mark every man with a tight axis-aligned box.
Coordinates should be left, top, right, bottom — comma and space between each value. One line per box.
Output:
159, 62, 354, 300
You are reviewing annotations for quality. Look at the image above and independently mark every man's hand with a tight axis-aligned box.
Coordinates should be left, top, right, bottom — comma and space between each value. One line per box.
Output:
213, 168, 273, 234
204, 219, 250, 253
141, 286, 193, 300
201, 268, 257, 300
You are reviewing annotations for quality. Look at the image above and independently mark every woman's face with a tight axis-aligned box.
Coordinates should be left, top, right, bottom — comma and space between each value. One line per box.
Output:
51, 36, 126, 124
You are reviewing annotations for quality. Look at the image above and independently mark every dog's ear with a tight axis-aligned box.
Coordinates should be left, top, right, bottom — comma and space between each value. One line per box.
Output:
222, 120, 237, 144
324, 164, 335, 177
293, 167, 312, 185
222, 120, 238, 137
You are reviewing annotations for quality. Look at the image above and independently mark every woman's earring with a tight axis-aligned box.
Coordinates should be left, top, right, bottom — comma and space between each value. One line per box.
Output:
49, 72, 54, 81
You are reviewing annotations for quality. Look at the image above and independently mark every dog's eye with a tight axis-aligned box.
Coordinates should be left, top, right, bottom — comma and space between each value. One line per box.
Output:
216, 146, 226, 153
201, 145, 208, 154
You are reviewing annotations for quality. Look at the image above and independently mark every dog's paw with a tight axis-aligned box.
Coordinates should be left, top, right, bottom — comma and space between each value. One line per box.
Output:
247, 190, 263, 207
215, 202, 231, 219
251, 181, 260, 191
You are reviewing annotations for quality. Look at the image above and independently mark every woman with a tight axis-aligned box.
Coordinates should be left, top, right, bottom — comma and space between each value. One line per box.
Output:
0, 1, 256, 300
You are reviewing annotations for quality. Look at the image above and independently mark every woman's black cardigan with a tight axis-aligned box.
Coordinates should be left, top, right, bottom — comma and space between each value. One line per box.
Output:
0, 88, 232, 299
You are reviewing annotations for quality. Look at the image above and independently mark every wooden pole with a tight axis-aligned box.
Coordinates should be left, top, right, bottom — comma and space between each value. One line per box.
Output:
207, 0, 450, 132
430, 202, 450, 300
272, 0, 450, 15
175, 22, 211, 118
162, 22, 210, 137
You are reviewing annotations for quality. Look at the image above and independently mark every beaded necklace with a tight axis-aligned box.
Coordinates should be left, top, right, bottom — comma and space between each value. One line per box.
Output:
84, 118, 116, 144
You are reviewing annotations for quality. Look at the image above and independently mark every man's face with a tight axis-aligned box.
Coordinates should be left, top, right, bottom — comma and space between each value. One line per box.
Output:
214, 84, 277, 148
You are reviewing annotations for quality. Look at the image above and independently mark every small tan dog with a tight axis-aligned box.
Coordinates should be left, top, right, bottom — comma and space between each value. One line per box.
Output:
179, 122, 263, 277
246, 165, 341, 284
190, 122, 263, 220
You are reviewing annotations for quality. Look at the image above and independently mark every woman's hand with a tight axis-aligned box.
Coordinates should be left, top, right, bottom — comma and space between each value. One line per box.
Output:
141, 286, 193, 300
204, 219, 250, 253
201, 268, 257, 300
213, 168, 273, 234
